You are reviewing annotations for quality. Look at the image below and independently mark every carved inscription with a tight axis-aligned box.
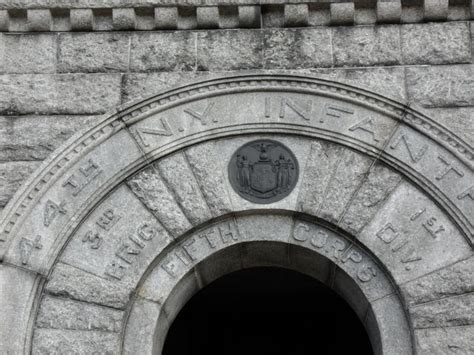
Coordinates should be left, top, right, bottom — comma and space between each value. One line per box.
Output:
292, 223, 377, 282
349, 118, 380, 142
43, 199, 67, 227
320, 104, 354, 123
458, 185, 474, 201
105, 223, 158, 280
435, 155, 464, 181
183, 102, 217, 129
133, 118, 173, 147
96, 209, 121, 231
410, 208, 445, 239
81, 209, 121, 250
62, 159, 103, 196
161, 221, 240, 278
389, 133, 428, 163
265, 97, 312, 121
19, 235, 43, 265
376, 223, 422, 271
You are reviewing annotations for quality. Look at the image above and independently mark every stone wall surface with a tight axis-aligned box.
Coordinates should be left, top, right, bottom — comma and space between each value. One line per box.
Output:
0, 22, 473, 216
0, 6, 472, 354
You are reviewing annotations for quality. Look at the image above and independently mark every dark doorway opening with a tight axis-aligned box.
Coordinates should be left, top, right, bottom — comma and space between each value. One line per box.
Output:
163, 267, 373, 355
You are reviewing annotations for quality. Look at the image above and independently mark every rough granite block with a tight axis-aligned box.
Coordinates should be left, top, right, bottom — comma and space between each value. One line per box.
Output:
32, 328, 120, 354
58, 33, 130, 73
410, 293, 474, 328
0, 33, 56, 74
332, 25, 401, 67
197, 30, 263, 71
406, 65, 474, 107
0, 161, 40, 207
0, 74, 121, 115
263, 28, 333, 69
415, 327, 474, 354
0, 115, 97, 161
130, 31, 195, 72
401, 22, 471, 65
402, 257, 474, 304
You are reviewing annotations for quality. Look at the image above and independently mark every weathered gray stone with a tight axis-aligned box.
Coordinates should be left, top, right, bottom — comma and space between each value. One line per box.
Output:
157, 152, 213, 226
0, 115, 97, 161
410, 293, 474, 328
36, 295, 124, 332
0, 33, 56, 73
32, 328, 120, 355
415, 326, 474, 354
401, 22, 471, 65
402, 257, 474, 304
366, 294, 413, 355
122, 72, 217, 104
123, 297, 162, 355
127, 163, 192, 237
185, 142, 233, 216
197, 29, 263, 71
332, 25, 401, 66
0, 160, 40, 207
340, 163, 402, 235
263, 28, 332, 69
330, 2, 355, 25
359, 181, 472, 283
419, 107, 474, 146
290, 218, 395, 302
45, 263, 131, 309
309, 67, 407, 101
60, 184, 173, 288
0, 265, 42, 354
58, 33, 129, 73
130, 31, 195, 72
0, 74, 121, 115
317, 148, 373, 224
406, 65, 474, 107
297, 141, 343, 215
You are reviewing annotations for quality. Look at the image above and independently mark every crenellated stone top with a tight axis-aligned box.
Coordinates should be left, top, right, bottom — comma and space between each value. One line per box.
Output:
0, 0, 471, 32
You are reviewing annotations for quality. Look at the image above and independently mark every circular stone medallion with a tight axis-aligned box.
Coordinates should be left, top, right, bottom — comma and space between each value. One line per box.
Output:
228, 139, 299, 204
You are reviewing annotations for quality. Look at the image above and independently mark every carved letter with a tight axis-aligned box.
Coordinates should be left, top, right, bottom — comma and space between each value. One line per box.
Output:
310, 231, 328, 248
96, 209, 121, 231
293, 223, 310, 242
218, 222, 239, 243
62, 159, 102, 196
435, 155, 464, 181
457, 185, 474, 201
400, 249, 422, 271
390, 133, 428, 163
357, 265, 377, 282
19, 235, 43, 265
376, 223, 399, 244
349, 118, 380, 142
44, 200, 67, 227
321, 104, 354, 123
199, 229, 218, 249
82, 231, 102, 249
184, 102, 216, 126
137, 223, 157, 241
105, 261, 126, 280
134, 118, 173, 147
279, 98, 312, 121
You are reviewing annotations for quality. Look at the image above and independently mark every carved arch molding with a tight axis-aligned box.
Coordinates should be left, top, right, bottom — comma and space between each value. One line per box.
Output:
0, 75, 472, 354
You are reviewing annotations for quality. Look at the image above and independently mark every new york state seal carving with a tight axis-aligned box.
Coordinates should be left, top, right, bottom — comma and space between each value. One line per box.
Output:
228, 139, 299, 204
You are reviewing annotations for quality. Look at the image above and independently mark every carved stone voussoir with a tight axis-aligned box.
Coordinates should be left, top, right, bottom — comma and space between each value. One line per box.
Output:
0, 74, 472, 355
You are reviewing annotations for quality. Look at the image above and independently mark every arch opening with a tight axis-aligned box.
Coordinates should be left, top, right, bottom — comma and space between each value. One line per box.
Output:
162, 266, 374, 355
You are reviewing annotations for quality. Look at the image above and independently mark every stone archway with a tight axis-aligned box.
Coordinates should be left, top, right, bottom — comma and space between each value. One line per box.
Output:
0, 74, 472, 354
